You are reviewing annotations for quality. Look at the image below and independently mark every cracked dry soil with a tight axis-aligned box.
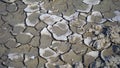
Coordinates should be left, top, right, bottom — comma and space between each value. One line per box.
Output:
0, 0, 120, 68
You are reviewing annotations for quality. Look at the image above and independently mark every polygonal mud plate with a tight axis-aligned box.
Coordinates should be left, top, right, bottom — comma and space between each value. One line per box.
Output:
16, 33, 33, 44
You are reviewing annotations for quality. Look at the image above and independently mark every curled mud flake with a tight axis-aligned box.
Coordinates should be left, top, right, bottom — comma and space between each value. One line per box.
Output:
87, 11, 104, 23
40, 14, 62, 25
26, 12, 40, 26
39, 47, 58, 59
48, 20, 72, 40
83, 0, 100, 5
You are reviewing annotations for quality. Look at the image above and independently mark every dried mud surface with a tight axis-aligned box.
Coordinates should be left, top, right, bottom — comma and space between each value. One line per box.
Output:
0, 0, 120, 68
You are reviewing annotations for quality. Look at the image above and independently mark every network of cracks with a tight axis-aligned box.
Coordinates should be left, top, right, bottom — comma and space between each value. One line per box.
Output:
0, 0, 120, 68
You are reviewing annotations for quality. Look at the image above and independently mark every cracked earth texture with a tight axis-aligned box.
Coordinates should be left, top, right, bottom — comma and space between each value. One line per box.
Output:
0, 0, 120, 68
